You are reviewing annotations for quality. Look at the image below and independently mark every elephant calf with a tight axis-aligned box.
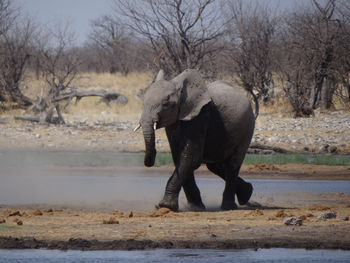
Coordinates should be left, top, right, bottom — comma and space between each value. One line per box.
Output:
136, 69, 255, 211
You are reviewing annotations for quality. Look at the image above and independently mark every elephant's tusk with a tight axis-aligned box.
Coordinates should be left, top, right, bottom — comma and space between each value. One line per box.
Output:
133, 123, 141, 132
153, 122, 157, 130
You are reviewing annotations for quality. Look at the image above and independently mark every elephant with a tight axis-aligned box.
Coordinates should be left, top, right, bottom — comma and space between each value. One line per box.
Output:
136, 69, 255, 211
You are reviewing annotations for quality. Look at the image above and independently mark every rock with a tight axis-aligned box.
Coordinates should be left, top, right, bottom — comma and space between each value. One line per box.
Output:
12, 218, 23, 225
35, 134, 41, 139
300, 215, 307, 220
21, 212, 29, 218
275, 210, 289, 218
148, 207, 172, 217
247, 209, 264, 216
33, 209, 43, 216
103, 217, 119, 225
317, 211, 337, 220
0, 218, 5, 224
339, 216, 349, 221
284, 217, 303, 226
112, 209, 124, 217
320, 144, 329, 152
127, 211, 133, 218
8, 211, 22, 217
312, 205, 330, 211
328, 146, 338, 153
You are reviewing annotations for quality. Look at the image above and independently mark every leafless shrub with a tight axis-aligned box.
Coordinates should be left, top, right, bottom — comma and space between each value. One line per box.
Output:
32, 23, 81, 124
277, 0, 350, 116
223, 0, 278, 117
112, 0, 226, 78
89, 15, 140, 75
0, 1, 34, 108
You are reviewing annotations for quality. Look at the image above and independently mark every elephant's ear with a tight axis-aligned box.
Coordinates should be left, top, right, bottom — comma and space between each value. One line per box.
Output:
172, 69, 212, 121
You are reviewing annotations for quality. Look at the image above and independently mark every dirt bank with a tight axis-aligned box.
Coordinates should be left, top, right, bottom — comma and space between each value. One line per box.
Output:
1, 192, 349, 250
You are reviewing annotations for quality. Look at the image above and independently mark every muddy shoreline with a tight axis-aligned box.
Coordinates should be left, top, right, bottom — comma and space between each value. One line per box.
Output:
1, 235, 350, 251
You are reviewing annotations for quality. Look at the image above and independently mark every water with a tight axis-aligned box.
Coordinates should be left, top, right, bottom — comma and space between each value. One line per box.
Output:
0, 248, 349, 262
1, 173, 350, 210
1, 150, 349, 210
250, 178, 350, 194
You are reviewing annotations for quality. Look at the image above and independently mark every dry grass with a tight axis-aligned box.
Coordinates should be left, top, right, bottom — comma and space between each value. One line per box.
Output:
64, 72, 153, 122
3, 71, 348, 122
13, 72, 154, 123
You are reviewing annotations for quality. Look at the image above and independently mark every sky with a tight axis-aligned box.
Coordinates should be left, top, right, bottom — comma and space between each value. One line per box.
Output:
14, 0, 305, 45
14, 0, 112, 44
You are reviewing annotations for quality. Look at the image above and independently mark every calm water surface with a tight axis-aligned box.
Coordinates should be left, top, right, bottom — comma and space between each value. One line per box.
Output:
1, 248, 350, 263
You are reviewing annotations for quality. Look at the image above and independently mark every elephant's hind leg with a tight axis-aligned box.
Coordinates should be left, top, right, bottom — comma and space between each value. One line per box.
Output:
183, 173, 206, 211
236, 177, 253, 205
206, 163, 253, 207
221, 164, 239, 210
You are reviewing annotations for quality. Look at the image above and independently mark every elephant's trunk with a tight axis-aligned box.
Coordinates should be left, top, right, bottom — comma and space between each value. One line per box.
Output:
142, 122, 157, 167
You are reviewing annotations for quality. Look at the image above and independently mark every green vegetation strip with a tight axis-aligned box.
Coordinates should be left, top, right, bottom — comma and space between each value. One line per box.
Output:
1, 151, 349, 167
244, 154, 350, 166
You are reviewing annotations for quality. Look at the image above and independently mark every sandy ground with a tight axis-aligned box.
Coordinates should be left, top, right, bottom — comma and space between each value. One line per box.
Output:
1, 195, 350, 250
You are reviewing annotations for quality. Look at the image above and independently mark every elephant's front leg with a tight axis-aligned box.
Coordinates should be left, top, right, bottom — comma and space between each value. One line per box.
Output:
183, 173, 205, 211
158, 168, 183, 211
159, 142, 202, 211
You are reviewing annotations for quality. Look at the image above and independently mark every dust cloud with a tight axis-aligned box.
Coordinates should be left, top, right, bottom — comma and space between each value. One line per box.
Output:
0, 151, 224, 211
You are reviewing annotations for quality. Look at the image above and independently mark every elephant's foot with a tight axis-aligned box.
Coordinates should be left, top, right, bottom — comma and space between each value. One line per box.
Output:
236, 182, 253, 206
157, 197, 179, 212
221, 202, 238, 211
187, 202, 206, 212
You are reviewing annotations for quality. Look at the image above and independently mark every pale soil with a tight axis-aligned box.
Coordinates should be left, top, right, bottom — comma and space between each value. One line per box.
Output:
1, 194, 350, 250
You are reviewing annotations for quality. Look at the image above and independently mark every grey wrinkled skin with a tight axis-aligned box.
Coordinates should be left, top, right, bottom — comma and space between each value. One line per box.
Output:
140, 69, 255, 211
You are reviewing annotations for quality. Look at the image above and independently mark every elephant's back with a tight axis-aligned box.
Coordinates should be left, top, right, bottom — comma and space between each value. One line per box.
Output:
207, 81, 254, 124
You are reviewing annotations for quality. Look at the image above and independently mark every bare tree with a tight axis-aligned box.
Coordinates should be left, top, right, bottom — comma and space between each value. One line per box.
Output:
224, 0, 278, 117
278, 0, 348, 116
331, 0, 350, 105
0, 1, 34, 108
113, 0, 226, 78
89, 15, 139, 75
15, 24, 129, 124
30, 24, 81, 124
0, 0, 14, 35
